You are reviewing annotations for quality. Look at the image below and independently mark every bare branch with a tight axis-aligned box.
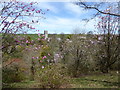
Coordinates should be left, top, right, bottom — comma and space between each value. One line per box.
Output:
77, 2, 120, 17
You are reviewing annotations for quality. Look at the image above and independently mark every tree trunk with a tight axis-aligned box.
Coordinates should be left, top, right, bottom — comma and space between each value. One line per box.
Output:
101, 66, 109, 73
30, 59, 35, 81
100, 57, 109, 73
74, 48, 80, 77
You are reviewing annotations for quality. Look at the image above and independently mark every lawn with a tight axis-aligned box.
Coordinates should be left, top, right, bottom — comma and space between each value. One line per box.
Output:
3, 71, 119, 88
70, 72, 119, 88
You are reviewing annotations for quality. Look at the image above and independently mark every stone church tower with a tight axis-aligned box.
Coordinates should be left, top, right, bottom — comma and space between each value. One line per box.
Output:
44, 30, 48, 39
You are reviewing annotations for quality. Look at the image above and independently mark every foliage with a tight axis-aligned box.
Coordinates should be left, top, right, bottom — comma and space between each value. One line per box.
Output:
1, 1, 119, 88
1, 1, 47, 66
3, 66, 26, 83
61, 34, 97, 77
35, 64, 70, 88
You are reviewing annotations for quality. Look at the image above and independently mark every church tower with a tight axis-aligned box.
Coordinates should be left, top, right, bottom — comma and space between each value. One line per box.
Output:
44, 30, 48, 39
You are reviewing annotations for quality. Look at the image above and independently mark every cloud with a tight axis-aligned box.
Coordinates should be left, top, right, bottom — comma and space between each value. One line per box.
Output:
0, 1, 99, 34
8, 0, 119, 2
36, 2, 59, 13
32, 16, 99, 34
64, 2, 88, 17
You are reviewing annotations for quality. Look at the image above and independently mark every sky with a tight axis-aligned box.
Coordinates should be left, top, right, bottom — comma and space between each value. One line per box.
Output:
0, 0, 118, 34
28, 2, 99, 34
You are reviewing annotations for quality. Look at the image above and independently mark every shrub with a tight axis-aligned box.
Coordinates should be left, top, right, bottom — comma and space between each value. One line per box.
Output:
35, 64, 70, 88
2, 66, 26, 83
2, 58, 28, 83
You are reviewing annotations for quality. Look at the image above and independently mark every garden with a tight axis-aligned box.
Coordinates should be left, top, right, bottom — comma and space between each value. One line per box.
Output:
0, 1, 119, 89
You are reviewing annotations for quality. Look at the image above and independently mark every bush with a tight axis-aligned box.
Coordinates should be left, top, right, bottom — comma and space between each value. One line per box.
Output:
2, 66, 26, 83
3, 58, 28, 83
35, 64, 70, 88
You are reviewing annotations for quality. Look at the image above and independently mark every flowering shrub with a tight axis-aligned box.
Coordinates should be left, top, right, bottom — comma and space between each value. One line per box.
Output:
39, 45, 53, 65
35, 64, 70, 88
1, 1, 48, 58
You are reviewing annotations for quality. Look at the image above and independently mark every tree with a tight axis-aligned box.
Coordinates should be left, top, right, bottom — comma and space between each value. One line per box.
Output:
96, 13, 119, 73
59, 33, 66, 52
87, 31, 93, 38
0, 1, 47, 54
1, 1, 48, 82
61, 30, 92, 77
48, 34, 59, 63
87, 31, 93, 35
75, 1, 120, 73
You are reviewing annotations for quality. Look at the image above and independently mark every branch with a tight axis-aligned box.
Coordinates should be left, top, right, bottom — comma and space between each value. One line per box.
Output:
78, 2, 120, 17
109, 46, 119, 67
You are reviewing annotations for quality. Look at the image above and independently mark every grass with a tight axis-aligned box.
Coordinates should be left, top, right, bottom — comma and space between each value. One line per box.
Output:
18, 34, 39, 40
3, 81, 40, 88
70, 72, 119, 88
3, 71, 119, 88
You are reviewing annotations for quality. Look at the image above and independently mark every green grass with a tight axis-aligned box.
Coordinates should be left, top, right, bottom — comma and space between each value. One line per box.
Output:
0, 33, 94, 41
3, 81, 41, 88
18, 34, 39, 40
3, 71, 119, 88
70, 72, 119, 88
